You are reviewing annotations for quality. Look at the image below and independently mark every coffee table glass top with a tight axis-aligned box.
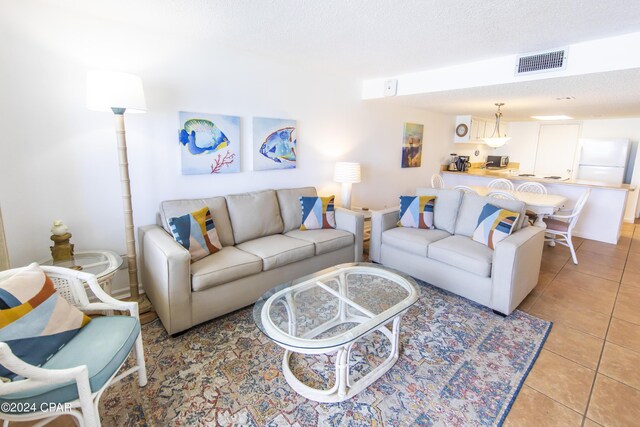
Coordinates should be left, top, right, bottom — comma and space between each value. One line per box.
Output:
253, 263, 419, 350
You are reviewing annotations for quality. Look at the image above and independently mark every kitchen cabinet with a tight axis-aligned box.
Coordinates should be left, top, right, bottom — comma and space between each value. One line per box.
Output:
454, 115, 504, 144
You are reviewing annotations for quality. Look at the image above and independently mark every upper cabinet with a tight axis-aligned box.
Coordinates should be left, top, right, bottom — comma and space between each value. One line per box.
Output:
454, 115, 507, 144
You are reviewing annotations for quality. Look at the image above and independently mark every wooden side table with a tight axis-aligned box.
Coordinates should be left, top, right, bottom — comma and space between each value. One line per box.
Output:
350, 207, 372, 256
39, 250, 123, 296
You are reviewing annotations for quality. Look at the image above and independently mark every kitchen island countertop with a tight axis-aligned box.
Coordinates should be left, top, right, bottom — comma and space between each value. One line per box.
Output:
442, 169, 634, 191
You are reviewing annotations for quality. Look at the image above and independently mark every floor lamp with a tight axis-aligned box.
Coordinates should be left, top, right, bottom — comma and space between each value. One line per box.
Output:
86, 70, 152, 315
0, 206, 9, 271
334, 162, 361, 209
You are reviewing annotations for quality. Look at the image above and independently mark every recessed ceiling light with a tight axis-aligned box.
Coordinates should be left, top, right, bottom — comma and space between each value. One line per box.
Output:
531, 115, 573, 121
555, 96, 575, 101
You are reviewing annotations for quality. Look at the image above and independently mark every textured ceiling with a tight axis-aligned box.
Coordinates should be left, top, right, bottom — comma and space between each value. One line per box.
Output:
41, 0, 640, 78
382, 69, 640, 120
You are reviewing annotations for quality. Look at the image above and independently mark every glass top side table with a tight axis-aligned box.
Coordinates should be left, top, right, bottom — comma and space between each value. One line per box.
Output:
39, 250, 123, 296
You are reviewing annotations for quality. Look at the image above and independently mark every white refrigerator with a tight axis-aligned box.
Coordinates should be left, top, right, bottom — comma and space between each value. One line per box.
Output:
577, 138, 630, 184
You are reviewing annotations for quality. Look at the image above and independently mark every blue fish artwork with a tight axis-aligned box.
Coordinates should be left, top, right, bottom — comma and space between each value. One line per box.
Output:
253, 117, 297, 171
260, 127, 296, 164
179, 119, 230, 155
178, 112, 240, 175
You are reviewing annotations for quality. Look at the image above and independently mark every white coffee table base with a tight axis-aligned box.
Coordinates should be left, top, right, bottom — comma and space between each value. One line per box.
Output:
281, 315, 402, 403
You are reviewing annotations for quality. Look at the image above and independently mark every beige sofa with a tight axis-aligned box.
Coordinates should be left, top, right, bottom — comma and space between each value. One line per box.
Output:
139, 187, 364, 335
369, 188, 545, 315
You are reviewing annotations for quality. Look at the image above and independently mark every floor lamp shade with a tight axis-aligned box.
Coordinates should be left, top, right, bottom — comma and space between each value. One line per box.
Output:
86, 70, 146, 113
334, 162, 361, 209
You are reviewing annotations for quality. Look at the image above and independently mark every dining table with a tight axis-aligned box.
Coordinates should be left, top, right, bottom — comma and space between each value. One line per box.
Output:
468, 186, 567, 228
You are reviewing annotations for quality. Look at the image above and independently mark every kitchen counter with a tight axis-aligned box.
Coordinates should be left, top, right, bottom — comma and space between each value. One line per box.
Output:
441, 170, 632, 244
442, 169, 634, 191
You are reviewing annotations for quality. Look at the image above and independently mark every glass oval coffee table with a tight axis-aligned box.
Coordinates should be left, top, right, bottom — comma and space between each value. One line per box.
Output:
253, 262, 419, 403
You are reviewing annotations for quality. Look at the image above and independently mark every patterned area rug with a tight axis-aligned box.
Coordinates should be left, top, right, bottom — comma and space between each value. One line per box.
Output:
100, 279, 551, 426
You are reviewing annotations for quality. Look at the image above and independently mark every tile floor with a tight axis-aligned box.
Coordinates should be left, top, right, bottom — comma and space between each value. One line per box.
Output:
505, 222, 640, 427
15, 223, 640, 427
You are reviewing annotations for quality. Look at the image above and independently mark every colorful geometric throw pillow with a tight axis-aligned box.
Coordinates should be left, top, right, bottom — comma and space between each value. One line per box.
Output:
472, 203, 520, 249
0, 263, 91, 380
168, 207, 222, 262
398, 195, 436, 229
300, 196, 336, 230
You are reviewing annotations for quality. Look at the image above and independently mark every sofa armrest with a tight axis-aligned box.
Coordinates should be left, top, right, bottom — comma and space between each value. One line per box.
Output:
139, 224, 192, 335
491, 225, 545, 315
369, 207, 400, 263
335, 208, 365, 262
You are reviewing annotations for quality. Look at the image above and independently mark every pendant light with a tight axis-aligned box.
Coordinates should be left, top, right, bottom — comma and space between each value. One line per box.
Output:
482, 102, 510, 148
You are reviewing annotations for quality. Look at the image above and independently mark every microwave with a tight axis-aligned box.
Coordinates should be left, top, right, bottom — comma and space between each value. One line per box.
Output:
487, 155, 510, 168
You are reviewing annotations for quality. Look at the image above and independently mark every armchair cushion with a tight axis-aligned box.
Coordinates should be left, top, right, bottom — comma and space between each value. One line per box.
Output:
285, 229, 354, 255
190, 247, 263, 292
382, 228, 451, 257
0, 264, 91, 380
236, 235, 314, 271
428, 235, 494, 277
0, 316, 139, 413
543, 217, 569, 232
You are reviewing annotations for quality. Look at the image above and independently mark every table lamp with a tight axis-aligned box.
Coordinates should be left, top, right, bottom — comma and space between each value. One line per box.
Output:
86, 70, 151, 314
334, 162, 361, 209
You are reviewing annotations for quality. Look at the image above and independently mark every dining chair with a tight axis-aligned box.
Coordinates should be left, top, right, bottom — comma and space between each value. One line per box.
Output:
487, 191, 517, 200
544, 189, 591, 265
0, 265, 147, 427
453, 185, 478, 194
516, 182, 548, 194
488, 178, 514, 191
431, 174, 445, 189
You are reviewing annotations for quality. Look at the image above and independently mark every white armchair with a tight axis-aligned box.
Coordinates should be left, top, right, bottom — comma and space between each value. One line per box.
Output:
0, 266, 147, 427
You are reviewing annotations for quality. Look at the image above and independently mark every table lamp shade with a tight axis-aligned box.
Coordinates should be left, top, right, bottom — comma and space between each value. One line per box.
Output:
333, 162, 361, 183
86, 70, 146, 113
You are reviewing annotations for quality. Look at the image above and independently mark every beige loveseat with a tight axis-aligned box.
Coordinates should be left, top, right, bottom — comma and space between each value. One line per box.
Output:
139, 187, 364, 335
369, 188, 545, 315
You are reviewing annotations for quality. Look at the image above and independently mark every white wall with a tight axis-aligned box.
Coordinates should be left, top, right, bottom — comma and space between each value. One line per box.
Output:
451, 118, 640, 221
0, 3, 454, 293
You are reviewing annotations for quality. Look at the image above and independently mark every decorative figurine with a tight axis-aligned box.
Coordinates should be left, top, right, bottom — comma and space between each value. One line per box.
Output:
50, 220, 74, 262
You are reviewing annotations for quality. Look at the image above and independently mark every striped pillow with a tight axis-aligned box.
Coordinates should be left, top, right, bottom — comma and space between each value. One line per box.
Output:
472, 204, 520, 249
300, 196, 336, 230
398, 195, 436, 229
0, 263, 91, 380
168, 206, 222, 262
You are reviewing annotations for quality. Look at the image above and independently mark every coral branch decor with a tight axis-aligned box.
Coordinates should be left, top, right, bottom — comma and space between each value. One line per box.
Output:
211, 151, 237, 174
178, 111, 240, 174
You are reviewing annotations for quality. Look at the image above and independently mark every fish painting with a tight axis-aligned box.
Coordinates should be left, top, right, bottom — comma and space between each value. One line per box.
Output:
179, 119, 230, 155
260, 127, 296, 164
253, 118, 297, 171
178, 112, 240, 175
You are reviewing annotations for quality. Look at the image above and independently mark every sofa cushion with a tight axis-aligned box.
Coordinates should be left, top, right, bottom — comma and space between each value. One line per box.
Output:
382, 227, 451, 257
226, 190, 284, 244
236, 235, 314, 271
472, 204, 520, 249
160, 197, 235, 247
455, 194, 526, 237
0, 316, 139, 413
190, 247, 263, 292
167, 207, 222, 262
285, 229, 354, 255
415, 188, 462, 234
277, 187, 318, 232
428, 235, 494, 277
300, 196, 336, 230
398, 195, 436, 229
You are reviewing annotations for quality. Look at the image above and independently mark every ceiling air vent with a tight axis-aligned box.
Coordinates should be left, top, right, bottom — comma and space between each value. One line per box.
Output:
515, 48, 568, 76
